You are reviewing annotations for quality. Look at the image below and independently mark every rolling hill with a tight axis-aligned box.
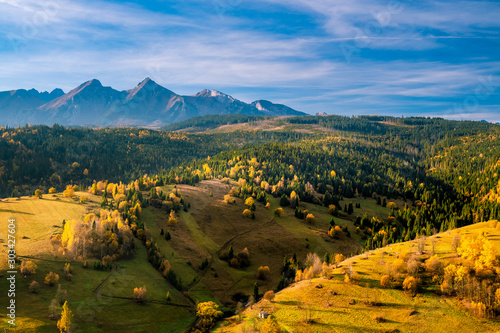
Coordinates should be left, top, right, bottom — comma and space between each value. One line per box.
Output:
0, 178, 371, 332
218, 220, 500, 333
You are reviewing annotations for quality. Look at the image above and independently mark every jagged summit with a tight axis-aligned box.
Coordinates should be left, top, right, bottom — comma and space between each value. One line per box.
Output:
0, 79, 305, 126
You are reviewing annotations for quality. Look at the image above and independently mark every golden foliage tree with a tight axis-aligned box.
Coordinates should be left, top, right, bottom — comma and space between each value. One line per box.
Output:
458, 234, 497, 270
57, 301, 73, 333
245, 197, 255, 206
257, 266, 271, 280
380, 275, 391, 288
168, 210, 178, 224
403, 275, 419, 295
44, 272, 60, 286
260, 315, 282, 333
242, 209, 252, 218
264, 290, 275, 301
334, 253, 344, 264
305, 213, 317, 224
62, 185, 75, 198
133, 286, 147, 303
20, 260, 37, 275
274, 208, 284, 217
196, 301, 223, 330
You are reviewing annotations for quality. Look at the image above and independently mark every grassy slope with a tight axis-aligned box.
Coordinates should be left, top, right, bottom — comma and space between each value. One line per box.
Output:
218, 220, 500, 333
0, 194, 86, 263
0, 181, 390, 332
0, 194, 194, 333
144, 180, 370, 306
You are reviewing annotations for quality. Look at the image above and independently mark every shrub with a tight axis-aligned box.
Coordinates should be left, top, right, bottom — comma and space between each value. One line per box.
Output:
55, 285, 68, 305
20, 261, 37, 275
263, 290, 275, 301
168, 210, 177, 224
62, 186, 75, 198
328, 204, 338, 216
236, 248, 250, 267
425, 255, 444, 275
407, 257, 419, 276
257, 266, 271, 280
29, 281, 40, 294
230, 258, 240, 268
261, 315, 282, 333
133, 286, 147, 303
380, 275, 391, 288
392, 258, 406, 275
242, 209, 252, 218
274, 208, 284, 217
44, 272, 60, 286
49, 187, 57, 194
335, 253, 344, 264
34, 189, 43, 198
223, 194, 236, 204
402, 275, 419, 295
305, 213, 317, 224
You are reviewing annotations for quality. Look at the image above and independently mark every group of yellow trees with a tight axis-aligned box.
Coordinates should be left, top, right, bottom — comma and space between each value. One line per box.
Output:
437, 233, 500, 317
55, 209, 135, 263
294, 253, 345, 282
376, 231, 500, 317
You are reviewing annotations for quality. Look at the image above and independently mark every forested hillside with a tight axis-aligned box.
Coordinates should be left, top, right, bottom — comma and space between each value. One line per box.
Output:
2, 116, 499, 252
0, 124, 309, 197
2, 115, 500, 332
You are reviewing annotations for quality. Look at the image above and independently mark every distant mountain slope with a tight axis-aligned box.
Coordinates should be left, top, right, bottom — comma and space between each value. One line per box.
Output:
0, 88, 64, 125
0, 78, 305, 127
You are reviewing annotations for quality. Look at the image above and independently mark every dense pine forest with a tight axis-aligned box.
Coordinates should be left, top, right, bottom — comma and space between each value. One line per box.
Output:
1, 115, 500, 252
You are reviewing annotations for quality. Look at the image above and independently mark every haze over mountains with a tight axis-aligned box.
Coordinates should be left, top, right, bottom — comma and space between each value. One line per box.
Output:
0, 78, 305, 127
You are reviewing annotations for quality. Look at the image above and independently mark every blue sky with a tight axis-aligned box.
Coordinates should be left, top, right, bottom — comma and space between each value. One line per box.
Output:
0, 0, 499, 122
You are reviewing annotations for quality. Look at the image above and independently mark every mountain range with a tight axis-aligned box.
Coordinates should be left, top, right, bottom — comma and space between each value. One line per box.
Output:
0, 78, 305, 127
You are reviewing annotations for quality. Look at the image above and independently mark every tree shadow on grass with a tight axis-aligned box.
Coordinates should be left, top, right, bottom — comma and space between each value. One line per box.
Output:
0, 209, 34, 215
274, 300, 301, 306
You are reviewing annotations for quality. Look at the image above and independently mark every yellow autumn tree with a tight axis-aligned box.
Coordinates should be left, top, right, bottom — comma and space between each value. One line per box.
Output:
168, 210, 177, 224
62, 185, 75, 198
274, 208, 284, 217
245, 197, 255, 206
380, 275, 391, 288
242, 209, 252, 217
403, 275, 419, 295
458, 234, 497, 270
196, 301, 222, 330
260, 315, 282, 333
305, 213, 317, 224
57, 301, 73, 333
333, 253, 343, 264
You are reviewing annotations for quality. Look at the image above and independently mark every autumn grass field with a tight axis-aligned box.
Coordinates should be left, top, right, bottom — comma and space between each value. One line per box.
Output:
0, 192, 195, 332
0, 180, 397, 332
217, 220, 500, 333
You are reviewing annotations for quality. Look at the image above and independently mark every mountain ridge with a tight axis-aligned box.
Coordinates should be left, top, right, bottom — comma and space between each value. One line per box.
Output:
0, 78, 305, 127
